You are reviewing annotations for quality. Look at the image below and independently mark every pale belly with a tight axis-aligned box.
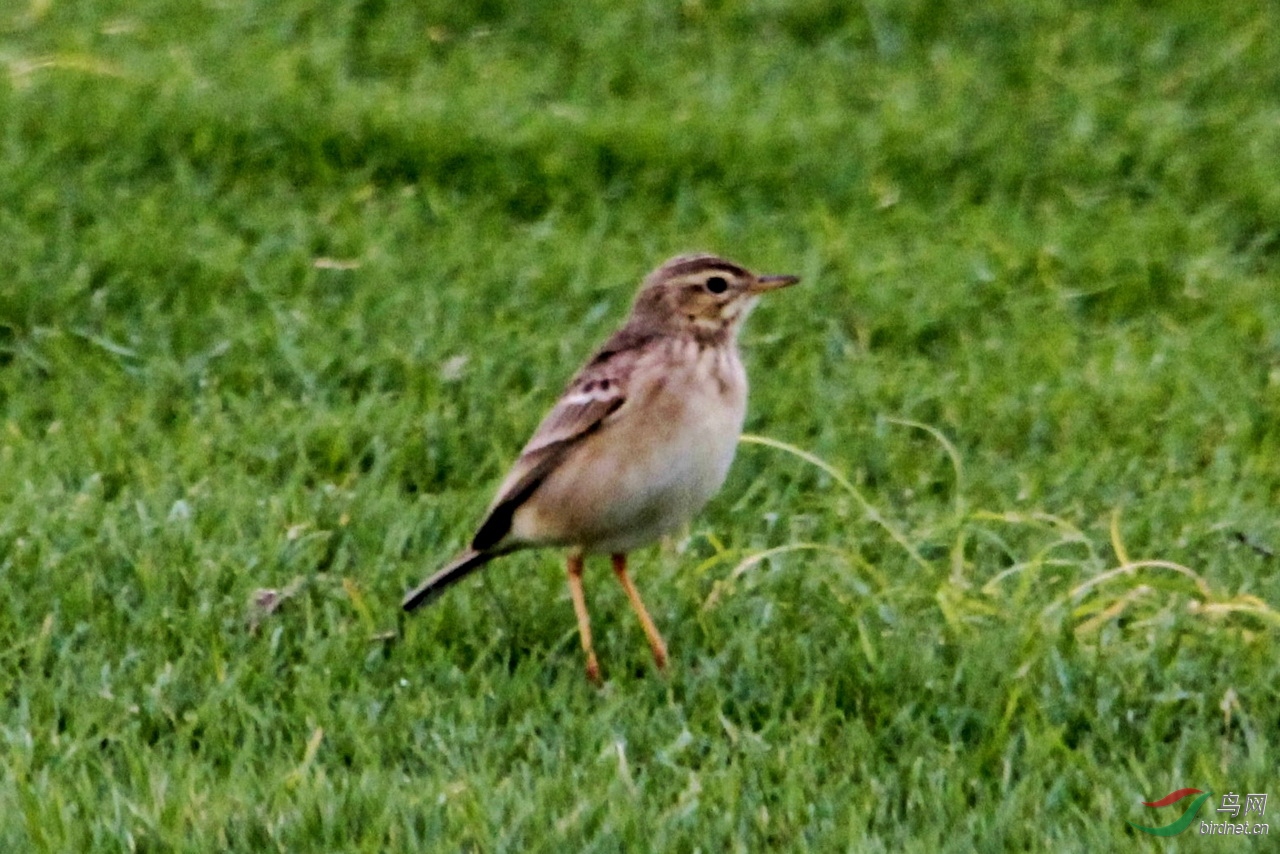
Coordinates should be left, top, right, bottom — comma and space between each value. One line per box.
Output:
511, 346, 747, 553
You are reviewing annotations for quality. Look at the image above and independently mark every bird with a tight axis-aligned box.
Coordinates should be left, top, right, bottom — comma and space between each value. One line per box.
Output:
402, 253, 800, 683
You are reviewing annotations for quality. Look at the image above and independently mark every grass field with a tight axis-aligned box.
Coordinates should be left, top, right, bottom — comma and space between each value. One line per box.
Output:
3, 0, 1279, 849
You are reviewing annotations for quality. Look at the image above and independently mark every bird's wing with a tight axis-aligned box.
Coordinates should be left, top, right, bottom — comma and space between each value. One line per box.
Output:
469, 329, 655, 551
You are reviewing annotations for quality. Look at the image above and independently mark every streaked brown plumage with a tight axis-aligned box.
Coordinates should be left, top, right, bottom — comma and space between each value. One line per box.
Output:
402, 253, 800, 682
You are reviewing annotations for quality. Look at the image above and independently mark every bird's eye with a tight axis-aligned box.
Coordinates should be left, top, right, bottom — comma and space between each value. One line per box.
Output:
705, 276, 728, 294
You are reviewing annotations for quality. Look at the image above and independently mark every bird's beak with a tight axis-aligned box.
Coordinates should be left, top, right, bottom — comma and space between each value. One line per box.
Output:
748, 274, 801, 294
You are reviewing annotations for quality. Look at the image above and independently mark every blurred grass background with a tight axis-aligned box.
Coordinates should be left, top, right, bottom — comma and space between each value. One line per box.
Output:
2, 0, 1278, 849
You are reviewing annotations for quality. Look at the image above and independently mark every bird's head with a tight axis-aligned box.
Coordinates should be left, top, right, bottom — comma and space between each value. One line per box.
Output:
630, 254, 800, 341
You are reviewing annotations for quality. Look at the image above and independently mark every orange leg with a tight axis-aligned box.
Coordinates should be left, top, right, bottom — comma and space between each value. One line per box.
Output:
566, 553, 601, 685
612, 553, 669, 672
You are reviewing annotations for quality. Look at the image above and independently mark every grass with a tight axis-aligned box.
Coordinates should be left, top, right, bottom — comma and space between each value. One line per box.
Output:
2, 0, 1279, 849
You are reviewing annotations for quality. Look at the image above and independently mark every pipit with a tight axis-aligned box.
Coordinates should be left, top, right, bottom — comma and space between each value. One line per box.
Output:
402, 253, 800, 682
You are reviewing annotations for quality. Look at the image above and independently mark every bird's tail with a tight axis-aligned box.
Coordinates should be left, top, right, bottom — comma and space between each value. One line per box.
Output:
401, 549, 495, 612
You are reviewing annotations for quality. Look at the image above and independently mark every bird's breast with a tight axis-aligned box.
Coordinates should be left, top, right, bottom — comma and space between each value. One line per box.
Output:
514, 341, 748, 553
659, 341, 748, 494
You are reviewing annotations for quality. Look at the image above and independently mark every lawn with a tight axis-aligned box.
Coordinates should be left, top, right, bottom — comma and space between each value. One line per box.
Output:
2, 0, 1278, 850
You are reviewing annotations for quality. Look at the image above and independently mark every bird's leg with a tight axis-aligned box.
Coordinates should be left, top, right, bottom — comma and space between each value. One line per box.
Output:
611, 553, 669, 672
566, 552, 601, 685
